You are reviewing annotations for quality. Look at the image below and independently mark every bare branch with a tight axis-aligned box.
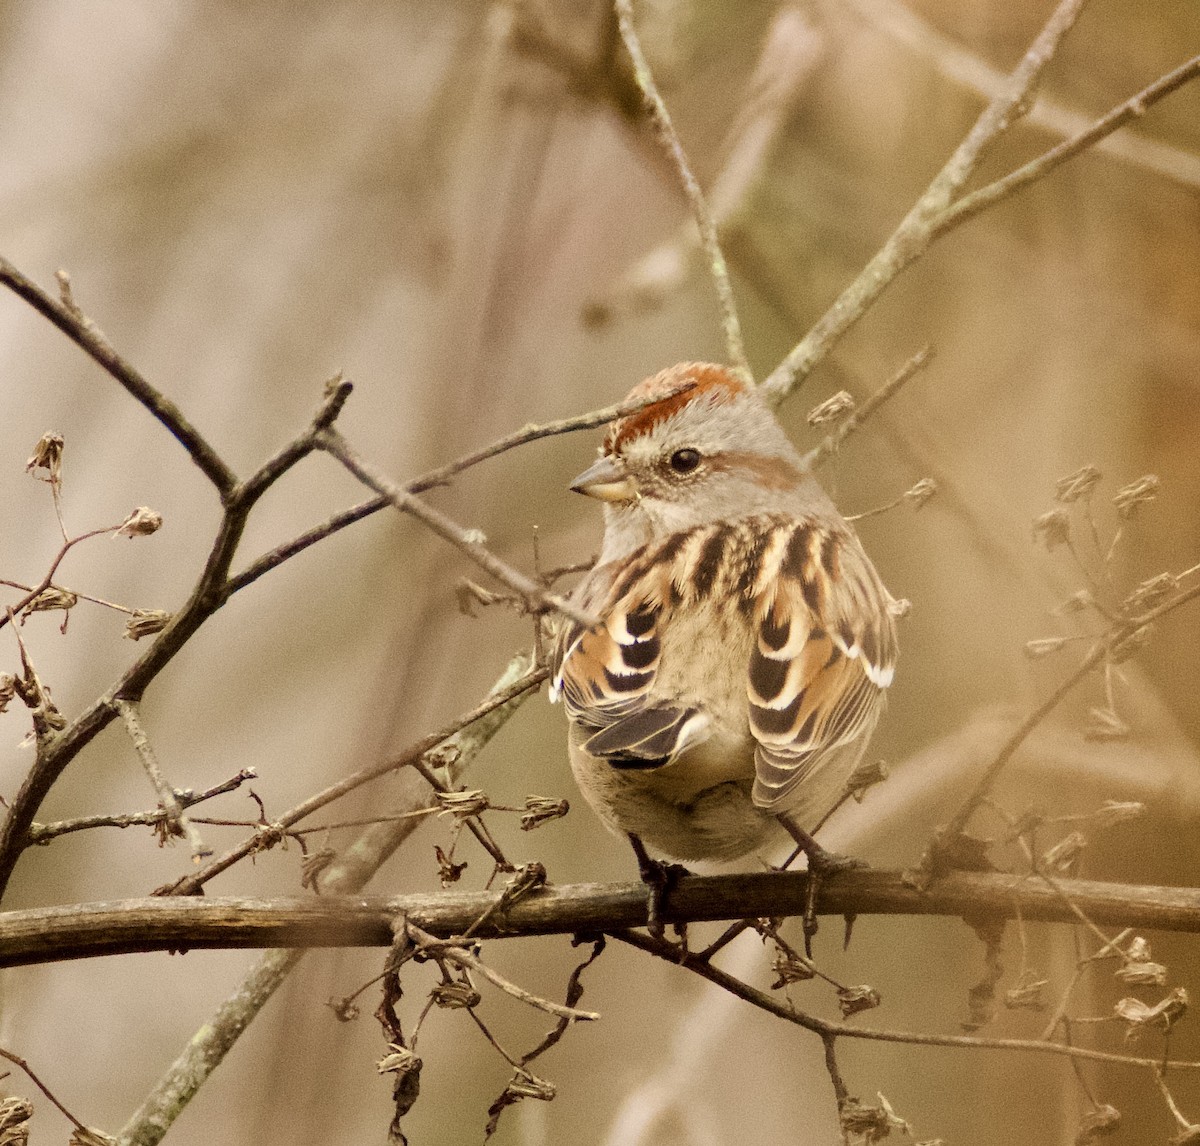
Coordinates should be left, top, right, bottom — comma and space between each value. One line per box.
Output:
762, 0, 1089, 401
158, 661, 546, 897
8, 869, 1200, 967
317, 428, 595, 627
115, 700, 210, 861
936, 53, 1200, 236
614, 0, 749, 379
0, 257, 237, 495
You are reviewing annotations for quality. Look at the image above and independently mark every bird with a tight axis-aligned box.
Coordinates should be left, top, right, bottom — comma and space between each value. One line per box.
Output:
550, 362, 898, 893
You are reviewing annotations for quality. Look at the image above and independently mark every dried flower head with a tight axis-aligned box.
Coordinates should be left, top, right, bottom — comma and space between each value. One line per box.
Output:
0, 1096, 32, 1145
21, 586, 78, 624
25, 432, 64, 485
903, 477, 938, 510
1114, 986, 1188, 1036
1024, 636, 1068, 660
1084, 706, 1130, 742
1005, 969, 1049, 1011
116, 507, 163, 538
806, 390, 855, 426
1032, 508, 1071, 549
1115, 935, 1167, 986
124, 609, 172, 641
1074, 1104, 1121, 1145
1112, 474, 1159, 518
0, 675, 17, 715
520, 796, 570, 831
769, 945, 815, 988
434, 844, 467, 886
435, 789, 489, 820
1123, 572, 1177, 615
1054, 464, 1102, 504
838, 984, 882, 1017
431, 980, 481, 1009
502, 1072, 556, 1102
377, 1044, 422, 1076
1087, 801, 1144, 830
1041, 830, 1086, 874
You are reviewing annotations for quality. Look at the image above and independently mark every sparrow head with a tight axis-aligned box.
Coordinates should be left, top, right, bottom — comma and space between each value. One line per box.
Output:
570, 363, 820, 546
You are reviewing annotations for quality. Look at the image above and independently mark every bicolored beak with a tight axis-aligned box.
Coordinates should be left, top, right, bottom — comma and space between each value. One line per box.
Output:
569, 456, 637, 502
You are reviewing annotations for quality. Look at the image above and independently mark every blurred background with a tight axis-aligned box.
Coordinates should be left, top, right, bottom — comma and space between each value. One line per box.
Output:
0, 1, 1198, 1142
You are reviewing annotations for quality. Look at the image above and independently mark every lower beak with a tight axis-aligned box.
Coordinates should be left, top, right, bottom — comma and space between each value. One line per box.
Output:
569, 456, 637, 503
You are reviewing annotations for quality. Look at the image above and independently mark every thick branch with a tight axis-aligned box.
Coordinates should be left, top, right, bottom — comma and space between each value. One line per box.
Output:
7, 869, 1200, 966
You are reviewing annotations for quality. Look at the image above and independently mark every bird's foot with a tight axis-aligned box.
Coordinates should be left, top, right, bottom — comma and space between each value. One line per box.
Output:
628, 834, 690, 939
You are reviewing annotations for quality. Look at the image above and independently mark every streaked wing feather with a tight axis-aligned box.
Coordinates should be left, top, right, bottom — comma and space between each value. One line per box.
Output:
551, 538, 698, 769
748, 523, 896, 817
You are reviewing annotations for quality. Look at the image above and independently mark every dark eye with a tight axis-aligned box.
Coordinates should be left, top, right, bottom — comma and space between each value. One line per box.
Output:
668, 448, 701, 474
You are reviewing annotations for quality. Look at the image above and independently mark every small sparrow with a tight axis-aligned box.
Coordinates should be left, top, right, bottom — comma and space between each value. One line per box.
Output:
550, 363, 897, 875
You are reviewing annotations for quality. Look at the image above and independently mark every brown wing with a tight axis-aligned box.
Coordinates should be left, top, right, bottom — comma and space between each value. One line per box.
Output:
746, 523, 897, 823
550, 532, 710, 767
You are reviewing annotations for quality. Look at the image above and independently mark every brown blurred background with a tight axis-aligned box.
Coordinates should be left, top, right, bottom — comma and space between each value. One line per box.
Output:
1, 1, 1198, 1142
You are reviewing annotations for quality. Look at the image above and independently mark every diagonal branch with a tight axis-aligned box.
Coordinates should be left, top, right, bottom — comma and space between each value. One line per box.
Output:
317, 428, 595, 627
0, 258, 236, 495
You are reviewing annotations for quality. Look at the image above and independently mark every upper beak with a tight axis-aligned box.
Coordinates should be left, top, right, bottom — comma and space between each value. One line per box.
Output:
569, 456, 637, 503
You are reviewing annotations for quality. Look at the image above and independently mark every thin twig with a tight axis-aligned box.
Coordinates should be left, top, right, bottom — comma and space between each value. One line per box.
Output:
317, 428, 595, 628
804, 346, 934, 469
406, 923, 599, 1022
0, 257, 236, 494
0, 1046, 90, 1134
158, 664, 545, 896
26, 769, 257, 846
115, 700, 211, 861
614, 0, 749, 380
762, 0, 1089, 402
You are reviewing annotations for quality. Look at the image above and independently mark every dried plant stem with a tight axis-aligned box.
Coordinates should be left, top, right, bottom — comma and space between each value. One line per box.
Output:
945, 576, 1200, 839
117, 652, 538, 1146
613, 929, 1200, 1072
0, 1046, 91, 1134
161, 661, 545, 896
614, 0, 749, 380
405, 923, 600, 1022
115, 699, 210, 861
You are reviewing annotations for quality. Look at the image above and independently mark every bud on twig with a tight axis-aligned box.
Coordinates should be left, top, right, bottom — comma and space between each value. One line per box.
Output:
1032, 508, 1071, 549
1111, 474, 1159, 518
1054, 464, 1102, 504
806, 390, 855, 426
116, 507, 163, 538
25, 432, 64, 485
